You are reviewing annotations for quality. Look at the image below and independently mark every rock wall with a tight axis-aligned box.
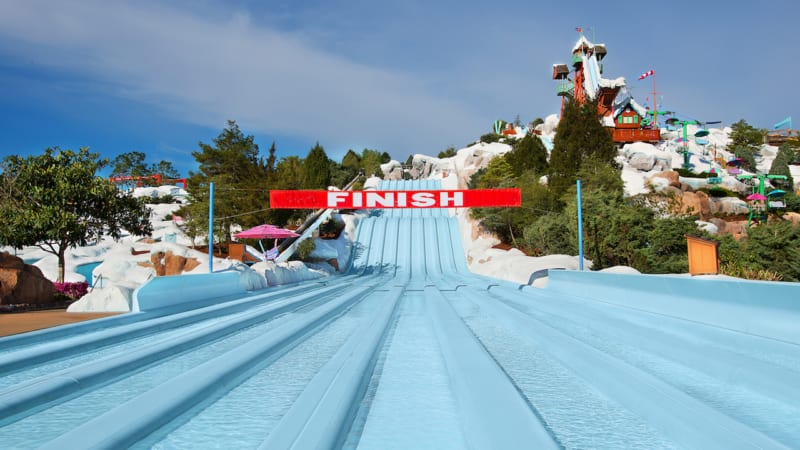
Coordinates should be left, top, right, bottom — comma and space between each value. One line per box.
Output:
138, 250, 201, 276
0, 251, 55, 305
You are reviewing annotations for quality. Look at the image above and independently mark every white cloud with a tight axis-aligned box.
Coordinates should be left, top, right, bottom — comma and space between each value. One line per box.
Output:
0, 1, 487, 156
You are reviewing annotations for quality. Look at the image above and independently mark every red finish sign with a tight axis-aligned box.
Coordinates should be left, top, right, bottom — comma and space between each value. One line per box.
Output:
269, 189, 521, 209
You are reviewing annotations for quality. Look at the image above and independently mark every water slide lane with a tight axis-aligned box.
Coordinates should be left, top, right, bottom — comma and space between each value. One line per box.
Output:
257, 286, 404, 449
392, 217, 412, 286
364, 217, 389, 275
139, 283, 402, 449
35, 282, 382, 450
450, 286, 789, 449
487, 286, 800, 445
0, 275, 366, 379
408, 217, 427, 289
348, 216, 376, 274
422, 218, 444, 283
0, 276, 383, 425
424, 286, 560, 449
351, 290, 470, 448
380, 217, 400, 277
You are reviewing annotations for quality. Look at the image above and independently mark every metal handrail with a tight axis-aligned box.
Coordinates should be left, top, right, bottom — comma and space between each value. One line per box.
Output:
90, 274, 103, 293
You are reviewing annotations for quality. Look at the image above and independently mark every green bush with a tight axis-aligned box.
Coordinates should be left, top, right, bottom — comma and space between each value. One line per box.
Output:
783, 192, 800, 213
698, 186, 738, 198
675, 168, 710, 178
479, 133, 500, 144
720, 261, 783, 281
296, 238, 316, 260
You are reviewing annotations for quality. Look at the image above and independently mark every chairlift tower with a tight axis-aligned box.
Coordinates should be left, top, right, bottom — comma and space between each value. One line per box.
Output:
737, 173, 789, 227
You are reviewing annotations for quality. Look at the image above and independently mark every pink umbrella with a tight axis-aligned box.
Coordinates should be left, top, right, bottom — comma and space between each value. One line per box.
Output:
746, 193, 767, 201
234, 224, 299, 239
234, 224, 300, 259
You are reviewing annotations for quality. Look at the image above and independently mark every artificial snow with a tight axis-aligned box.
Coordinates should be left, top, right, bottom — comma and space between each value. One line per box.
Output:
5, 122, 795, 313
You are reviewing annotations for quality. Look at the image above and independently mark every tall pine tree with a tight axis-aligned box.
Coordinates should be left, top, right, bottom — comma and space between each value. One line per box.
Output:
548, 98, 617, 194
181, 121, 269, 244
505, 133, 549, 177
303, 142, 331, 189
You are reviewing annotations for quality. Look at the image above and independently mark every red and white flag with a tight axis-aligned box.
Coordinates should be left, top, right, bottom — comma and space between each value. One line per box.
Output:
638, 69, 655, 80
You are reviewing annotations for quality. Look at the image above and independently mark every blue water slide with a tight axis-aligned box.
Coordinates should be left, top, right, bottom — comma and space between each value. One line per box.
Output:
583, 53, 601, 98
3, 179, 800, 448
348, 216, 376, 274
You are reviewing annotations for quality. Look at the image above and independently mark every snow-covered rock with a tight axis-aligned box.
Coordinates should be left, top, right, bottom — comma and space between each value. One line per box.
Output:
68, 285, 133, 312
598, 266, 641, 275
380, 160, 403, 180
696, 220, 719, 235
259, 260, 332, 286
710, 197, 750, 215
719, 176, 749, 194
628, 152, 656, 171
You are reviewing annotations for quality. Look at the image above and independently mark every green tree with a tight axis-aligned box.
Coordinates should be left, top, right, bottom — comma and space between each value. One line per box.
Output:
470, 156, 514, 189
275, 156, 304, 190
730, 119, 765, 149
0, 148, 153, 282
480, 133, 500, 144
469, 156, 523, 244
361, 149, 384, 178
640, 216, 695, 273
303, 142, 331, 189
149, 160, 181, 180
505, 134, 548, 177
341, 149, 362, 174
729, 119, 764, 172
523, 213, 576, 256
438, 146, 457, 159
266, 141, 277, 181
769, 144, 796, 188
742, 221, 800, 281
269, 156, 306, 226
111, 151, 149, 178
329, 150, 362, 189
549, 98, 617, 194
181, 120, 269, 244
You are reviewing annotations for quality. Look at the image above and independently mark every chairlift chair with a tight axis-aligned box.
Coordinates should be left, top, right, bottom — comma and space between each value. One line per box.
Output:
767, 190, 787, 209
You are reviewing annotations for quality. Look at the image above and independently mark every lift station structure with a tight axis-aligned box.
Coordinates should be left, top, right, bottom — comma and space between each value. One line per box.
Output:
553, 32, 661, 144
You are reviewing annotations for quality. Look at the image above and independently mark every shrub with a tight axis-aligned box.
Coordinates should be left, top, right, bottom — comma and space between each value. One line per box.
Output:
720, 262, 783, 281
53, 281, 89, 301
296, 238, 316, 260
479, 133, 500, 144
784, 193, 800, 213
675, 168, 710, 178
698, 187, 738, 198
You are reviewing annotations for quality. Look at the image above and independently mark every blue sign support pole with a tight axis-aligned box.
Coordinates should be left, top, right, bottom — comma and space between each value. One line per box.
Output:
577, 179, 584, 271
208, 181, 214, 273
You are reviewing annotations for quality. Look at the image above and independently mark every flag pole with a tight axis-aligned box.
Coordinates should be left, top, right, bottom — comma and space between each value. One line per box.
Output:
653, 70, 658, 129
208, 181, 214, 273
577, 180, 584, 271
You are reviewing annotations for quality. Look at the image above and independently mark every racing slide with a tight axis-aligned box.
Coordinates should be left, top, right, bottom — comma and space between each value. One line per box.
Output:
1, 180, 798, 449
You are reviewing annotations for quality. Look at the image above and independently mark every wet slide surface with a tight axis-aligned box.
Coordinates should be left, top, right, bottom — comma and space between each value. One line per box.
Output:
1, 180, 798, 449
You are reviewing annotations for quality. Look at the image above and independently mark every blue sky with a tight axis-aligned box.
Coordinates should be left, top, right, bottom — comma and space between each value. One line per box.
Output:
1, 0, 798, 177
